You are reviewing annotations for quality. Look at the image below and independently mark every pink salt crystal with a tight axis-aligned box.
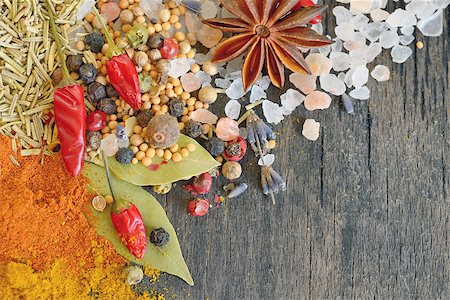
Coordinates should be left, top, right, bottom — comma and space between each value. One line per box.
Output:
101, 2, 121, 22
190, 109, 218, 124
181, 72, 201, 92
302, 119, 320, 141
304, 91, 332, 111
305, 53, 333, 76
289, 73, 317, 94
215, 117, 240, 141
197, 24, 223, 48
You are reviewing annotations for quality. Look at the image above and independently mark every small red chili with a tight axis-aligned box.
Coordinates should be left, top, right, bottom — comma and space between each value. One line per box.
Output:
183, 172, 213, 195
93, 8, 141, 110
47, 1, 86, 177
86, 110, 107, 131
292, 0, 323, 24
187, 199, 209, 217
160, 38, 179, 59
222, 136, 247, 162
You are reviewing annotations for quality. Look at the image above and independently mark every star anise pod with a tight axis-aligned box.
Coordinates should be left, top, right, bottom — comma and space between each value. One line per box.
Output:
203, 0, 332, 90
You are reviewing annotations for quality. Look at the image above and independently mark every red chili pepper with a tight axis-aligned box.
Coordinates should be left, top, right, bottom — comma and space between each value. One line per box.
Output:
292, 0, 323, 24
93, 8, 141, 110
222, 136, 247, 162
187, 198, 209, 217
111, 204, 147, 259
46, 0, 86, 176
160, 38, 179, 59
86, 110, 107, 131
183, 172, 213, 195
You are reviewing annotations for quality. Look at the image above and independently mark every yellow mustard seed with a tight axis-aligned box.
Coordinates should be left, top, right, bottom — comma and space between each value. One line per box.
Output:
169, 144, 179, 153
215, 156, 223, 163
132, 157, 138, 164
105, 195, 114, 204
172, 152, 182, 162
155, 148, 164, 158
136, 151, 146, 160
268, 139, 276, 149
186, 143, 196, 152
130, 145, 139, 154
146, 147, 156, 158
139, 143, 149, 152
142, 156, 153, 166
180, 148, 189, 158
163, 149, 172, 160
416, 41, 424, 49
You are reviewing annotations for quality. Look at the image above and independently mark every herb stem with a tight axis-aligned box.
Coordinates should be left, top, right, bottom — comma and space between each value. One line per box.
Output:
91, 7, 123, 58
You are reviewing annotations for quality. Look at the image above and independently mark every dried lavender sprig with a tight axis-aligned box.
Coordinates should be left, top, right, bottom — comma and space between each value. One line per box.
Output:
228, 183, 248, 198
246, 112, 274, 156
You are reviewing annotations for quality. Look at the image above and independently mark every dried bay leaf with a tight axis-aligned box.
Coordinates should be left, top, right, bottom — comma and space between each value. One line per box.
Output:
107, 134, 220, 186
83, 163, 194, 285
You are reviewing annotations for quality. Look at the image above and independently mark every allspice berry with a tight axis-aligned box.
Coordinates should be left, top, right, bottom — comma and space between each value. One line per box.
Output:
222, 161, 242, 180
146, 114, 180, 149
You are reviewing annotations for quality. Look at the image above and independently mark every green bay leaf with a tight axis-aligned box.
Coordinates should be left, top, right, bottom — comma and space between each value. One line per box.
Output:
83, 163, 194, 286
108, 134, 220, 186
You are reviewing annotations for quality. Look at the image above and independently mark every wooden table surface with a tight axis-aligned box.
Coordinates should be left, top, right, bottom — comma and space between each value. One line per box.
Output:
152, 3, 449, 299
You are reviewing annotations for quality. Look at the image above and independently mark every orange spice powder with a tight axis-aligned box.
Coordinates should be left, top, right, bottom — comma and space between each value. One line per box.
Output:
0, 136, 124, 271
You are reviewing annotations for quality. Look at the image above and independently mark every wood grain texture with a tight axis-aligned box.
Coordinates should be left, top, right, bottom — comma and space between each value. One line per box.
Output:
151, 3, 449, 299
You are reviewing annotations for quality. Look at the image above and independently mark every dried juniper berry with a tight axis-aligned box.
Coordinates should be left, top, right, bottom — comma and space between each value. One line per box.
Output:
115, 147, 134, 164
184, 120, 202, 138
136, 109, 153, 127
106, 84, 119, 98
88, 82, 107, 103
79, 63, 97, 85
86, 131, 102, 150
66, 54, 84, 72
205, 137, 224, 157
85, 32, 105, 53
97, 98, 117, 114
168, 98, 184, 118
149, 228, 170, 246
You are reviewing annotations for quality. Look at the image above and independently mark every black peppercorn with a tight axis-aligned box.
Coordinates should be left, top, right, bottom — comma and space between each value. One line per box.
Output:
184, 120, 202, 138
149, 228, 170, 246
115, 147, 134, 164
97, 98, 117, 114
85, 32, 105, 53
79, 63, 97, 85
106, 84, 119, 98
88, 82, 107, 103
168, 98, 184, 118
136, 109, 153, 127
147, 33, 164, 49
205, 137, 225, 157
66, 54, 84, 72
86, 131, 102, 150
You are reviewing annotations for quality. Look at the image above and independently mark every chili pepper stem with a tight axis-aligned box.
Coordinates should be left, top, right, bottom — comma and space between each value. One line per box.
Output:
102, 151, 130, 212
91, 7, 123, 58
45, 0, 73, 86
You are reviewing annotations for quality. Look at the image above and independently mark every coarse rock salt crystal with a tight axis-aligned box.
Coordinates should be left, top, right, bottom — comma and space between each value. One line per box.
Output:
386, 9, 417, 27
351, 14, 370, 30
215, 78, 230, 89
258, 154, 275, 166
262, 100, 284, 124
289, 73, 317, 94
319, 74, 346, 96
335, 23, 355, 41
399, 35, 415, 45
331, 38, 343, 52
181, 72, 201, 92
305, 53, 333, 76
101, 134, 119, 157
367, 42, 382, 62
196, 71, 212, 86
226, 56, 245, 74
302, 119, 320, 141
185, 12, 202, 33
344, 69, 354, 88
416, 4, 440, 20
249, 85, 267, 103
77, 0, 96, 20
371, 65, 390, 81
255, 75, 271, 90
280, 89, 305, 114
168, 58, 194, 78
220, 6, 235, 18
343, 39, 366, 52
311, 23, 324, 35
333, 6, 353, 25
197, 24, 223, 48
224, 100, 241, 120
190, 109, 218, 124
304, 91, 332, 111
201, 0, 218, 19
224, 70, 242, 81
194, 53, 207, 65
400, 26, 415, 36
226, 79, 246, 99
417, 9, 444, 37
352, 65, 369, 89
361, 21, 390, 42
349, 86, 370, 100
379, 30, 400, 48
391, 45, 413, 63
349, 47, 369, 67
101, 2, 121, 22
216, 117, 240, 141
140, 0, 163, 20
350, 0, 380, 13
370, 9, 390, 22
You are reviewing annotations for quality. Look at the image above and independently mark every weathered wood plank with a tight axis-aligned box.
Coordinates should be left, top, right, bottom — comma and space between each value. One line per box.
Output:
151, 4, 449, 299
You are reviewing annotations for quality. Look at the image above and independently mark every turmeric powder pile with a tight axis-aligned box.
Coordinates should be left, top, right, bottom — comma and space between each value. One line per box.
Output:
0, 136, 164, 299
